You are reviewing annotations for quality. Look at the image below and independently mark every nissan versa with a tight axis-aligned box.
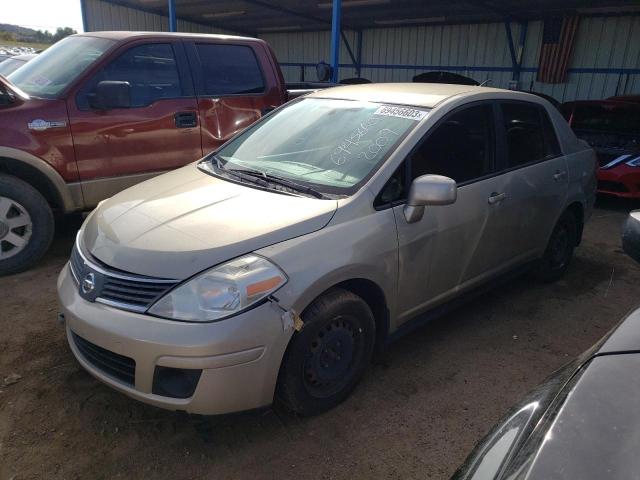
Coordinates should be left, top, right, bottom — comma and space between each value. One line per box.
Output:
57, 84, 596, 416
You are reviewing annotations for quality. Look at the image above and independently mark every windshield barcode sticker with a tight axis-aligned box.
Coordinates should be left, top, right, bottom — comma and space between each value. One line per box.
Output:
374, 106, 428, 121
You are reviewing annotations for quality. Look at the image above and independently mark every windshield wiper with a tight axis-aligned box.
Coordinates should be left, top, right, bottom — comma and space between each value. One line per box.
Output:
210, 156, 327, 199
231, 169, 327, 199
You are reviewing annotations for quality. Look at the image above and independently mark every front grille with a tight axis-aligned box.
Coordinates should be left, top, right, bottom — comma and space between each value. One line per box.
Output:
598, 180, 629, 193
69, 240, 178, 313
100, 277, 174, 310
72, 332, 136, 386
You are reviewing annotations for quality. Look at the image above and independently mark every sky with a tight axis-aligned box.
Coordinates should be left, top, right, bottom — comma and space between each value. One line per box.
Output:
4, 0, 84, 33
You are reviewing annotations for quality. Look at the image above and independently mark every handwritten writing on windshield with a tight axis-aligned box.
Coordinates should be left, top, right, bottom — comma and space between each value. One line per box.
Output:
331, 116, 400, 166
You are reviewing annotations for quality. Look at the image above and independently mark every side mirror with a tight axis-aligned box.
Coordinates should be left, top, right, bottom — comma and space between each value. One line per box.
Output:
404, 174, 457, 223
0, 89, 15, 107
622, 210, 640, 264
89, 80, 131, 110
0, 87, 16, 107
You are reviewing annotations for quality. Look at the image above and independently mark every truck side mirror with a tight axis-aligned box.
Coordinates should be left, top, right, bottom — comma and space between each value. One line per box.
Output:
90, 81, 131, 110
623, 211, 640, 264
404, 174, 457, 223
0, 86, 16, 107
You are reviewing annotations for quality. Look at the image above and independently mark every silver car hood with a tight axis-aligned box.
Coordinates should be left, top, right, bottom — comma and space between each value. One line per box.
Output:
82, 165, 337, 279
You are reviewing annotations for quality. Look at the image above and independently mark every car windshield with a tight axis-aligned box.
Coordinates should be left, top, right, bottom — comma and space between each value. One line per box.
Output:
0, 58, 27, 77
214, 98, 428, 195
8, 36, 114, 98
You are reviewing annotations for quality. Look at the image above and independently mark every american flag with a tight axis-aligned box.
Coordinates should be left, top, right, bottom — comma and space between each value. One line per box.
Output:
537, 16, 580, 84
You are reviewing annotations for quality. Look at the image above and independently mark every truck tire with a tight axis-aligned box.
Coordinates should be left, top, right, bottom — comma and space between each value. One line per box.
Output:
531, 210, 578, 282
0, 174, 54, 276
276, 288, 376, 416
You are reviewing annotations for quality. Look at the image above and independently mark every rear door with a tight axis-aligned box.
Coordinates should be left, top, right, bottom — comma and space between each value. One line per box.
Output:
68, 40, 202, 206
185, 41, 283, 154
497, 101, 568, 257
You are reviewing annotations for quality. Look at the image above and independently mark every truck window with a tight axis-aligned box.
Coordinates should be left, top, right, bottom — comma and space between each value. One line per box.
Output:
77, 43, 182, 109
195, 44, 265, 96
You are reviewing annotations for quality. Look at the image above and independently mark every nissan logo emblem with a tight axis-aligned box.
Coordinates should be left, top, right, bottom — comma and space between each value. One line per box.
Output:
82, 272, 96, 294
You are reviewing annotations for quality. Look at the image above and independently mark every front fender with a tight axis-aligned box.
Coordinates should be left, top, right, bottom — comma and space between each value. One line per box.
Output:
255, 204, 399, 330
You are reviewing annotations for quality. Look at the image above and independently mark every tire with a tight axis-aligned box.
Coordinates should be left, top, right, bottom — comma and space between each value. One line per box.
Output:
276, 288, 376, 416
0, 174, 54, 276
531, 210, 578, 282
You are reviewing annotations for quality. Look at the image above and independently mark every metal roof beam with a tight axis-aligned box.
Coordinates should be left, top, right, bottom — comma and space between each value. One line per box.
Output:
243, 0, 355, 30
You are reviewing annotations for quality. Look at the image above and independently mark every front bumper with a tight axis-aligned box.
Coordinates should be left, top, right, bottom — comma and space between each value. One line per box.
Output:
597, 164, 640, 199
57, 264, 293, 415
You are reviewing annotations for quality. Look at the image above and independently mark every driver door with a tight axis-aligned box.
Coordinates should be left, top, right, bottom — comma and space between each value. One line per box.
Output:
67, 41, 202, 207
391, 102, 507, 323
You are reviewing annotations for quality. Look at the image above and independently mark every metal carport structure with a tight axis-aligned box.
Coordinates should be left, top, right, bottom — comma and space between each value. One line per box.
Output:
80, 0, 640, 100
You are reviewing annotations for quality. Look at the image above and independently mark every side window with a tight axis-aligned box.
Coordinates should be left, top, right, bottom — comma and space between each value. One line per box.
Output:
77, 43, 182, 109
375, 164, 406, 207
195, 44, 265, 96
409, 104, 495, 184
540, 108, 562, 157
501, 102, 547, 167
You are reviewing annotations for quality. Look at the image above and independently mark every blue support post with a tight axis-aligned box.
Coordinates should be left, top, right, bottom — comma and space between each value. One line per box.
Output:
330, 0, 341, 83
168, 0, 177, 32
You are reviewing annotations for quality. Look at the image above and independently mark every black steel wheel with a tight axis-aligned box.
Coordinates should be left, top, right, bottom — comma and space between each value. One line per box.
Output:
532, 210, 578, 282
276, 288, 376, 416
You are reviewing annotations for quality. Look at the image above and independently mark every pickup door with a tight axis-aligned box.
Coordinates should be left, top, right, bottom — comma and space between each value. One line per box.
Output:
184, 39, 284, 153
67, 39, 203, 207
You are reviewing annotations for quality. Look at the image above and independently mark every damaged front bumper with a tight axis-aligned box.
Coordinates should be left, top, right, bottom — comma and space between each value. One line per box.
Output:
57, 263, 295, 415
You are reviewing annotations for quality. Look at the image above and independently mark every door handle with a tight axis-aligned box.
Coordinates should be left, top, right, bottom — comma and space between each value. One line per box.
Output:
488, 192, 507, 205
553, 170, 568, 182
174, 111, 197, 128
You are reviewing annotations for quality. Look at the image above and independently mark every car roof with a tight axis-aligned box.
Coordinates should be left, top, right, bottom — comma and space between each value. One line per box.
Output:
77, 31, 261, 43
307, 82, 528, 108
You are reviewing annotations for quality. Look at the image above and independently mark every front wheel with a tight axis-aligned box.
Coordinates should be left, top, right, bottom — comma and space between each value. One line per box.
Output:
276, 288, 376, 416
0, 174, 54, 276
531, 210, 578, 282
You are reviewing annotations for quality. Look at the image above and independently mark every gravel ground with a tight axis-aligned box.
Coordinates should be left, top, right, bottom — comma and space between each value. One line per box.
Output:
1, 197, 639, 480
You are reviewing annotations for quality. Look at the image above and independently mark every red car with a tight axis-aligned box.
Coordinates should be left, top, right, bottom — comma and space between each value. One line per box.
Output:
562, 100, 640, 198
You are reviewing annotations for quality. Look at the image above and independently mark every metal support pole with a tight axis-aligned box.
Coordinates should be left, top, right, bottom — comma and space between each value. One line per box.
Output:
515, 20, 528, 83
356, 30, 363, 77
168, 0, 177, 32
330, 0, 341, 83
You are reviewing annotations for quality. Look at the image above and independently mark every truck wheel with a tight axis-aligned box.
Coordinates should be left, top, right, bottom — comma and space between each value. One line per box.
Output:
0, 174, 54, 276
531, 210, 577, 283
276, 288, 375, 416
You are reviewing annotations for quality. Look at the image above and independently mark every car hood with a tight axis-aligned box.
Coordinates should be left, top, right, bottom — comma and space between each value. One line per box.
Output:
595, 305, 640, 354
82, 165, 338, 279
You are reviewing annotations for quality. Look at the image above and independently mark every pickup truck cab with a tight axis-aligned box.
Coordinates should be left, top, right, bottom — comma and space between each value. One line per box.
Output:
0, 31, 289, 275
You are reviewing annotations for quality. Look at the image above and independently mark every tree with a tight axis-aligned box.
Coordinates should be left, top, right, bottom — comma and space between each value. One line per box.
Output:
52, 27, 77, 43
0, 31, 16, 42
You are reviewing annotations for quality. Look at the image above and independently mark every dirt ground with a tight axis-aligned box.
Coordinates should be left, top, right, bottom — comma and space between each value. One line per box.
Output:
1, 197, 640, 480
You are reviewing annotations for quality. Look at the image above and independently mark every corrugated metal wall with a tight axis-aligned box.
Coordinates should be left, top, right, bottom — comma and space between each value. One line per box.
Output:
83, 0, 640, 102
83, 0, 236, 35
262, 16, 640, 101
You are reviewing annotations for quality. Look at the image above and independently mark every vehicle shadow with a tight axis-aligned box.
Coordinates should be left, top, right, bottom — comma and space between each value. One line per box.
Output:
595, 194, 640, 213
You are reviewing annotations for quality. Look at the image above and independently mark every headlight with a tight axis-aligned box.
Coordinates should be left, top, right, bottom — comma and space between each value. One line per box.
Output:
148, 255, 287, 322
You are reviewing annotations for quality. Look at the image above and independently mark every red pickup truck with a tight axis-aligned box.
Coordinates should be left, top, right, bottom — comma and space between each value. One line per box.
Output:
0, 31, 312, 275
